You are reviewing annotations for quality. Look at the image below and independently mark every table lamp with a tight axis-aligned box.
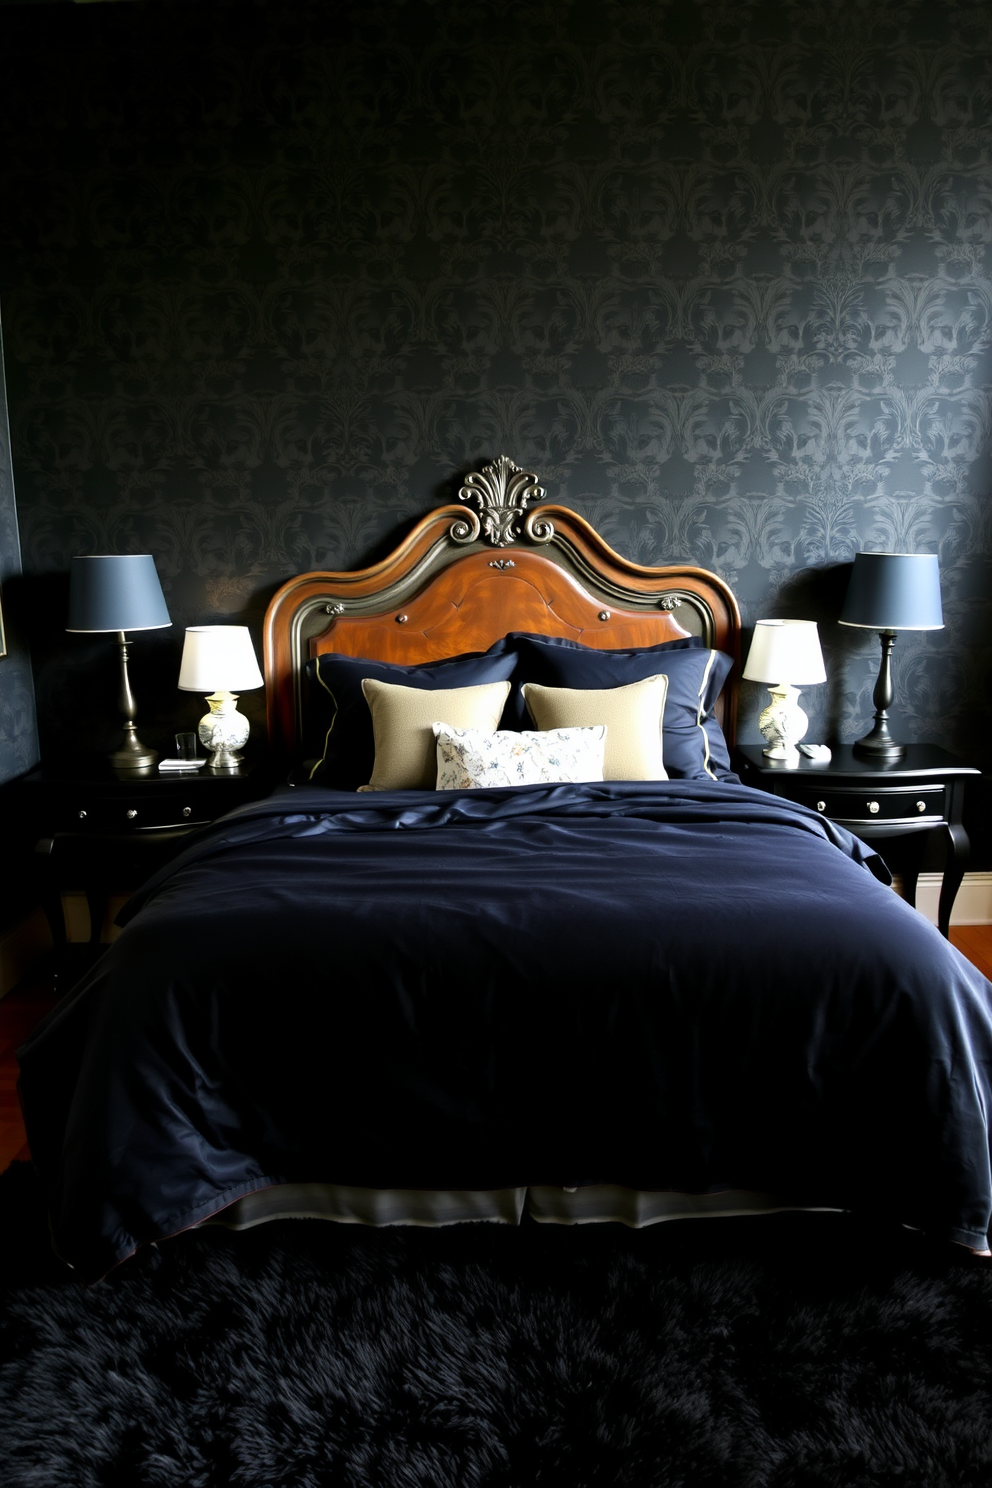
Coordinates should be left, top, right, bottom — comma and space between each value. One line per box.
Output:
742, 619, 827, 762
178, 625, 263, 768
839, 552, 943, 761
67, 554, 172, 769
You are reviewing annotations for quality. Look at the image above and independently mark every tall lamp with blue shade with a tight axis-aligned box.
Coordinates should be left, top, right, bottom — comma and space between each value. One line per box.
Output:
67, 554, 171, 769
839, 551, 944, 762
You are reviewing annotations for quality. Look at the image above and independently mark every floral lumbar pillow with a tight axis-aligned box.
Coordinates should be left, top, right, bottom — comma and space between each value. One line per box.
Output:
433, 723, 607, 790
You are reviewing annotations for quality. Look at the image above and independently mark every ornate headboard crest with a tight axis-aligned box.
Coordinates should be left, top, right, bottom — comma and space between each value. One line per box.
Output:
263, 456, 741, 762
453, 455, 551, 548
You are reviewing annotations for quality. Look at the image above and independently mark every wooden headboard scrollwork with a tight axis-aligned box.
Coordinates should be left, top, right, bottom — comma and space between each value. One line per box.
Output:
263, 456, 742, 763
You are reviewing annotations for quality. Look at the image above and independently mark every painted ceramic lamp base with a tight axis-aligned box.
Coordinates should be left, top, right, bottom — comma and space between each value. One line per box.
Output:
198, 691, 250, 769
758, 684, 808, 764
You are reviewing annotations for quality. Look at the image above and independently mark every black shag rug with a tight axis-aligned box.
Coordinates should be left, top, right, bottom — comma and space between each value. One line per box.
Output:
1, 1162, 991, 1488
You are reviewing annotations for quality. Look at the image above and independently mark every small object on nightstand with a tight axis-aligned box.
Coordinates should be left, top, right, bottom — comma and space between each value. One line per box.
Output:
799, 744, 832, 761
175, 730, 199, 760
160, 730, 204, 770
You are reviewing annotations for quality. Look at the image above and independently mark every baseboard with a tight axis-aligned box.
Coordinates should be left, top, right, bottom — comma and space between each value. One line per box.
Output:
60, 891, 127, 947
891, 872, 992, 926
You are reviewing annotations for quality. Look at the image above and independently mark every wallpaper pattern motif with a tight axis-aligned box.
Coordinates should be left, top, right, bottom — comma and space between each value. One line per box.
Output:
0, 322, 38, 785
0, 0, 990, 764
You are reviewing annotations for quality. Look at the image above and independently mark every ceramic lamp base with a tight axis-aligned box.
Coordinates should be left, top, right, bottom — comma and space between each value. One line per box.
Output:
198, 691, 249, 769
758, 683, 808, 763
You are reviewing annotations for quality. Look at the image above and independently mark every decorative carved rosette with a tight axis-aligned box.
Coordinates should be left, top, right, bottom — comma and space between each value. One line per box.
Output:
452, 455, 549, 547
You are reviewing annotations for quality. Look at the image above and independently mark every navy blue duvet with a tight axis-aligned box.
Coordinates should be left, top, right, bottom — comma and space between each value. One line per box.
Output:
17, 780, 992, 1280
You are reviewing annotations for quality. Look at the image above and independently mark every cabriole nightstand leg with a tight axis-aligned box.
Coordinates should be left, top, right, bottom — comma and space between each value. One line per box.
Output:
938, 821, 969, 940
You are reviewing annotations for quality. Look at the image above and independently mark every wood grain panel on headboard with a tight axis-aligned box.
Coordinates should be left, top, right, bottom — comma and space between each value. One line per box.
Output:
263, 458, 741, 763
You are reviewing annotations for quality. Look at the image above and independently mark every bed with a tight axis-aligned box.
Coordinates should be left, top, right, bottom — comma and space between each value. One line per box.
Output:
18, 456, 992, 1281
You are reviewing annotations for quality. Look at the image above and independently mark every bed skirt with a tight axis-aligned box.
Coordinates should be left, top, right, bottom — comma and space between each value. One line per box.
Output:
205, 1183, 838, 1232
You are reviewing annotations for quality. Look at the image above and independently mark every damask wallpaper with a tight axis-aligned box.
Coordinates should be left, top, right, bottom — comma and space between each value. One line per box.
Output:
0, 0, 989, 822
0, 322, 39, 787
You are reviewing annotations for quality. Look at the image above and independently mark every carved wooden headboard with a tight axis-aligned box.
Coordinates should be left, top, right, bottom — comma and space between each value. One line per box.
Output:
263, 456, 742, 762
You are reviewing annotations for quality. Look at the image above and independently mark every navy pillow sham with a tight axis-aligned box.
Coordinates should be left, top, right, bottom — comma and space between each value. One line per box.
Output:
305, 639, 521, 787
509, 632, 735, 781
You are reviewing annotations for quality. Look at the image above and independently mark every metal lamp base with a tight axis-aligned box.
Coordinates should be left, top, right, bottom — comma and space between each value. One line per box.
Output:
852, 730, 905, 762
109, 635, 157, 770
109, 726, 158, 771
854, 631, 904, 762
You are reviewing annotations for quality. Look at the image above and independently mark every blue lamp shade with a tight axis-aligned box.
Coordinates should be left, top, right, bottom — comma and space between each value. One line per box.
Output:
67, 554, 171, 633
839, 552, 943, 632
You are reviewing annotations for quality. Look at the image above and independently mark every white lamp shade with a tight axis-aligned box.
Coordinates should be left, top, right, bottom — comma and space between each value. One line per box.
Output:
178, 626, 263, 693
742, 619, 827, 686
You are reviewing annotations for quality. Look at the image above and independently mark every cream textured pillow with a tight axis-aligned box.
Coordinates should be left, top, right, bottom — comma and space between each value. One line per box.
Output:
434, 724, 607, 790
360, 678, 512, 790
521, 673, 669, 780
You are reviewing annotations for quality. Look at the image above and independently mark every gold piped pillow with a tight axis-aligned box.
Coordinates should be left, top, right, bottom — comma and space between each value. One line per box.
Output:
360, 678, 512, 790
521, 673, 669, 780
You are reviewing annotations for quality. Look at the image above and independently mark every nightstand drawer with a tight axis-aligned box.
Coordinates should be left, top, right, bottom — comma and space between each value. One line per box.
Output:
57, 795, 210, 831
796, 784, 947, 825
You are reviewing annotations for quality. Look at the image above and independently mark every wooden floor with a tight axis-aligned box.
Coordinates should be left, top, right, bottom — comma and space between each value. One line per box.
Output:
949, 924, 992, 981
3, 926, 992, 1176
0, 973, 58, 1172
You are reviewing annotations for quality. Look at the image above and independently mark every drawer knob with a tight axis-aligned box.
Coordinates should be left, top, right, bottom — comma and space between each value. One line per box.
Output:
77, 809, 87, 819
816, 801, 826, 813
917, 800, 927, 813
183, 807, 192, 818
867, 800, 880, 814
127, 809, 138, 820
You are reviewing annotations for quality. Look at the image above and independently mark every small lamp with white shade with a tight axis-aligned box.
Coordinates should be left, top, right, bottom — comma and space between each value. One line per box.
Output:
178, 625, 263, 769
742, 619, 827, 763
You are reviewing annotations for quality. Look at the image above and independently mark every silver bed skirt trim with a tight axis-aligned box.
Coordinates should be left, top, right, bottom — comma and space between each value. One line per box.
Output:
207, 1183, 528, 1229
207, 1182, 834, 1232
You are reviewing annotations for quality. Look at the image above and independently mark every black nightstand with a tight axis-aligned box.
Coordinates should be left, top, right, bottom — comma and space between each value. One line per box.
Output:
733, 744, 980, 938
25, 756, 274, 969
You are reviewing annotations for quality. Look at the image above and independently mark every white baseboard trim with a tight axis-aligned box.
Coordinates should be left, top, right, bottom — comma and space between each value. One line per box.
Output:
891, 872, 992, 926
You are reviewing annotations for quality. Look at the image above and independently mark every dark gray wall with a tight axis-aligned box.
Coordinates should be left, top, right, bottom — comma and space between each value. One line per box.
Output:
0, 320, 39, 786
0, 0, 989, 795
